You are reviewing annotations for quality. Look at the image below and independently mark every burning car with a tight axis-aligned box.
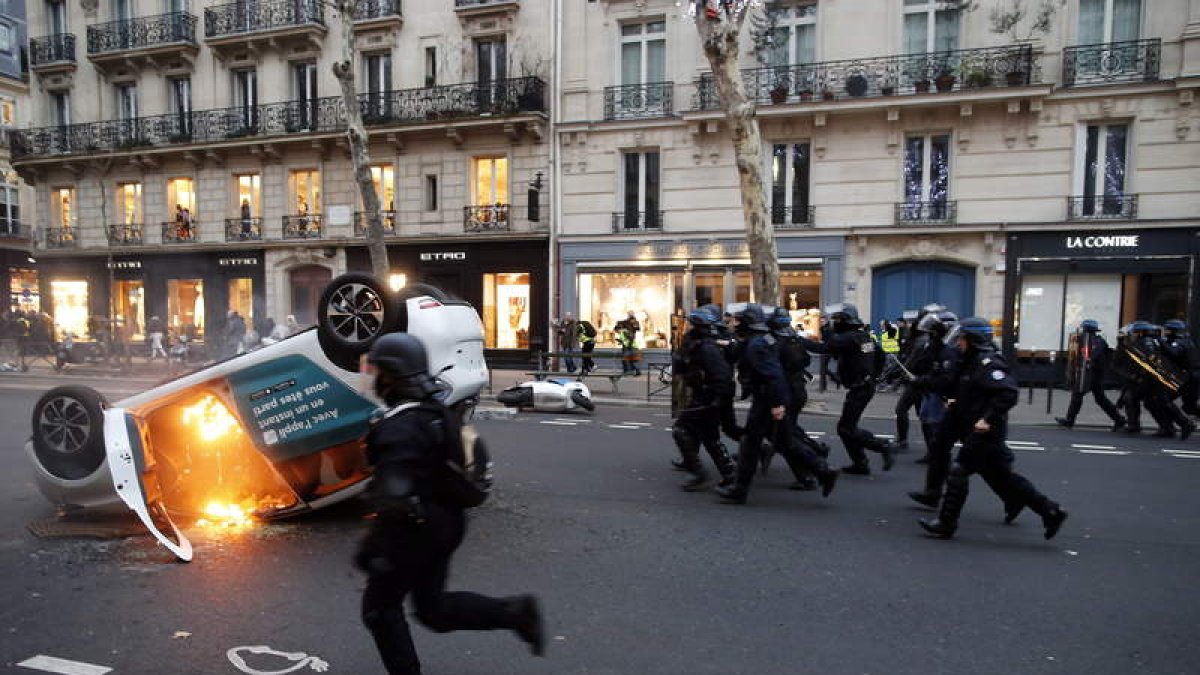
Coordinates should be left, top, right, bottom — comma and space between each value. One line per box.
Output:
26, 274, 487, 562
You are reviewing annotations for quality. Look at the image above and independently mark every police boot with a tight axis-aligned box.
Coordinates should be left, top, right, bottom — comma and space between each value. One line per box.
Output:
1042, 507, 1069, 540
841, 463, 871, 476
1110, 417, 1127, 432
1181, 420, 1196, 440
908, 490, 940, 509
704, 441, 737, 488
760, 440, 775, 476
816, 466, 839, 498
1054, 417, 1074, 430
920, 466, 968, 539
1004, 500, 1025, 525
506, 595, 546, 657
787, 475, 817, 491
716, 483, 747, 504
681, 466, 709, 492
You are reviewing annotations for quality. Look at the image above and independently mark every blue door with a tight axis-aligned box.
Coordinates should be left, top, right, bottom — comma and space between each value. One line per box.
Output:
871, 262, 975, 326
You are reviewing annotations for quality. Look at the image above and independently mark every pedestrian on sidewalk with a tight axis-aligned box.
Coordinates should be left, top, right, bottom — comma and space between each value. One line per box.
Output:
577, 319, 597, 374
147, 315, 167, 360
554, 313, 578, 373
615, 319, 641, 376
1056, 320, 1126, 431
356, 334, 545, 675
919, 317, 1069, 541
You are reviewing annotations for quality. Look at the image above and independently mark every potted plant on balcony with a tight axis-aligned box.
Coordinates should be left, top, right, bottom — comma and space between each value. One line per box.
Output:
881, 76, 898, 96
768, 82, 789, 104
821, 87, 836, 101
964, 65, 993, 89
934, 57, 957, 92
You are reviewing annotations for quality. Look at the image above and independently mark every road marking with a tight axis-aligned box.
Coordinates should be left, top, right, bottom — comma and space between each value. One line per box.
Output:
1167, 453, 1200, 459
1161, 448, 1200, 456
608, 424, 641, 430
1013, 446, 1046, 451
1077, 448, 1131, 456
540, 420, 577, 426
1072, 443, 1117, 450
621, 421, 653, 426
1008, 441, 1040, 446
18, 655, 112, 675
555, 418, 592, 424
227, 646, 329, 674
808, 431, 826, 437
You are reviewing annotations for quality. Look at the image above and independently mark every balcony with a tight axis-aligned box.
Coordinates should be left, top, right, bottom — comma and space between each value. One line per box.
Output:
895, 201, 956, 225
162, 221, 198, 244
107, 223, 144, 245
771, 205, 814, 230
86, 12, 198, 70
454, 0, 518, 17
464, 204, 509, 233
611, 211, 663, 233
360, 77, 546, 124
44, 228, 78, 249
205, 0, 326, 57
1067, 195, 1138, 221
283, 214, 323, 239
1062, 39, 1161, 88
29, 34, 76, 75
0, 219, 31, 241
353, 0, 402, 31
604, 82, 674, 120
354, 211, 396, 236
225, 217, 263, 241
693, 44, 1036, 110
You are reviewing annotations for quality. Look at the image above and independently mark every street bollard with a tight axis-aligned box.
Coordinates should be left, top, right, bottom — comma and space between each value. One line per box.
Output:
1046, 351, 1057, 415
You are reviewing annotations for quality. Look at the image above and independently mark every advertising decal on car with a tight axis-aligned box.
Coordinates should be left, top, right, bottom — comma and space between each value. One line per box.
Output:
227, 354, 378, 462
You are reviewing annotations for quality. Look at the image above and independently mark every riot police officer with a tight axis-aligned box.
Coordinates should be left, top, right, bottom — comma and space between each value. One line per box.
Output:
1122, 322, 1190, 438
716, 304, 790, 504
703, 303, 745, 443
894, 303, 945, 453
672, 306, 737, 490
802, 303, 896, 475
919, 318, 1069, 540
356, 334, 545, 674
1161, 319, 1200, 417
1055, 319, 1125, 431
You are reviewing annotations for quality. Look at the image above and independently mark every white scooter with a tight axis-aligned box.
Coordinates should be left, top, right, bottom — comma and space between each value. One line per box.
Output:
497, 378, 595, 412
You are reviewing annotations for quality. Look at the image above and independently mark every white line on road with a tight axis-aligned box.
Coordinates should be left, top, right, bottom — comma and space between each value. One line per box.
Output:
539, 420, 577, 426
608, 424, 642, 430
555, 418, 591, 423
1161, 448, 1200, 456
621, 422, 653, 426
1008, 441, 1041, 446
18, 655, 112, 675
1011, 445, 1046, 451
1077, 449, 1131, 456
1072, 444, 1118, 450
1167, 453, 1200, 459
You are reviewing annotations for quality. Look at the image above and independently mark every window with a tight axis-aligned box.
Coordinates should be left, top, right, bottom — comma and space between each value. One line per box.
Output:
10, 268, 40, 314
115, 84, 138, 120
167, 279, 204, 339
113, 0, 132, 22
620, 151, 660, 229
425, 175, 438, 211
1077, 122, 1129, 216
902, 134, 951, 217
903, 0, 959, 54
472, 157, 508, 206
169, 77, 191, 136
290, 169, 321, 215
0, 173, 18, 235
620, 20, 665, 86
236, 174, 261, 217
370, 165, 395, 211
48, 0, 67, 35
292, 62, 318, 130
52, 187, 75, 231
116, 182, 142, 224
482, 272, 531, 349
167, 177, 196, 220
228, 278, 253, 324
50, 280, 89, 340
577, 272, 676, 348
364, 53, 391, 118
476, 37, 507, 84
1079, 0, 1140, 44
233, 69, 258, 129
112, 280, 145, 341
767, 2, 817, 67
0, 98, 13, 126
51, 92, 69, 127
425, 46, 437, 87
0, 24, 12, 54
770, 142, 811, 225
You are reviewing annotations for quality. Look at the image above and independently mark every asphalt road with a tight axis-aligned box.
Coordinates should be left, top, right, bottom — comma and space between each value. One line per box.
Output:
2, 375, 1199, 675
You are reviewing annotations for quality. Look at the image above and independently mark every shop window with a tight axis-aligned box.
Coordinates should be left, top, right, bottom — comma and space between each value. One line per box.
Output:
695, 272, 724, 307
1077, 122, 1129, 216
370, 165, 395, 211
52, 187, 75, 233
290, 169, 322, 216
1017, 273, 1128, 351
620, 151, 661, 229
0, 176, 18, 235
0, 97, 13, 126
116, 182, 143, 224
167, 177, 196, 221
228, 278, 253, 325
770, 142, 811, 225
10, 268, 39, 313
903, 0, 960, 54
236, 174, 261, 217
50, 280, 89, 340
472, 158, 508, 207
901, 134, 951, 218
765, 2, 816, 67
735, 271, 754, 303
482, 273, 530, 349
112, 279, 145, 341
578, 272, 676, 348
780, 269, 823, 335
167, 279, 204, 340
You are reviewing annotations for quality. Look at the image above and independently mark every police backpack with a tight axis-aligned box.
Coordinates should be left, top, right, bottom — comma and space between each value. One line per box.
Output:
387, 402, 494, 508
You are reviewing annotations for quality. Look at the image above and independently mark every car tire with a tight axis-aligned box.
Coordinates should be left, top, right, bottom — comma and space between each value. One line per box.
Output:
570, 390, 596, 411
30, 385, 109, 481
396, 282, 457, 305
317, 273, 402, 371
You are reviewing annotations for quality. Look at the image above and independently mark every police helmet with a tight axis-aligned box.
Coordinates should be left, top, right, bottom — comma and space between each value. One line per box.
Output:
915, 312, 944, 335
957, 317, 994, 347
367, 333, 439, 401
734, 303, 769, 332
1163, 319, 1187, 333
1080, 319, 1100, 333
824, 302, 863, 330
1128, 320, 1156, 336
921, 303, 947, 317
688, 308, 716, 327
699, 304, 723, 324
768, 306, 793, 329
937, 310, 959, 325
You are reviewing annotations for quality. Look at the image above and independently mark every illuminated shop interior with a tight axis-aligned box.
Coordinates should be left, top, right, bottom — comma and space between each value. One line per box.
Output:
50, 279, 89, 338
483, 272, 531, 349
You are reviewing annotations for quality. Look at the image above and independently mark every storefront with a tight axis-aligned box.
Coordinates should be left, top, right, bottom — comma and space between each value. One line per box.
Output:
0, 247, 38, 315
37, 251, 266, 347
560, 236, 845, 348
345, 239, 549, 366
1003, 228, 1200, 380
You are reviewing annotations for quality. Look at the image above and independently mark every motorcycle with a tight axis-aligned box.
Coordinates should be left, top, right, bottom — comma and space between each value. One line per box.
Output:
497, 378, 595, 412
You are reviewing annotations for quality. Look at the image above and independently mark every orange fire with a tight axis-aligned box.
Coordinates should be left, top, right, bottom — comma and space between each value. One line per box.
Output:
181, 394, 242, 442
196, 500, 255, 531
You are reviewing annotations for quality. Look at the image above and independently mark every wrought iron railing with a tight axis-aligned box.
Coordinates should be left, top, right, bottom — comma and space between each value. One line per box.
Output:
1062, 39, 1160, 87
162, 220, 197, 243
605, 82, 674, 120
354, 0, 401, 20
225, 217, 263, 241
464, 205, 510, 232
895, 201, 956, 225
107, 223, 144, 245
611, 211, 663, 232
1067, 195, 1138, 221
205, 0, 325, 38
771, 205, 815, 229
86, 12, 197, 55
44, 228, 78, 248
0, 219, 30, 239
455, 0, 517, 8
11, 77, 546, 160
30, 34, 76, 66
353, 211, 396, 236
694, 44, 1034, 110
283, 214, 323, 239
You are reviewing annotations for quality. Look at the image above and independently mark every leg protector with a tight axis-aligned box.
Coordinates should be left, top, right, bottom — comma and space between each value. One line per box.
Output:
938, 465, 971, 527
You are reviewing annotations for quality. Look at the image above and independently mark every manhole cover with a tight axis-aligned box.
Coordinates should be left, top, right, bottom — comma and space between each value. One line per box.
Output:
28, 515, 148, 540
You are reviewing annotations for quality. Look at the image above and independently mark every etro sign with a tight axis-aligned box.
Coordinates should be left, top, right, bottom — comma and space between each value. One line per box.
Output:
1065, 235, 1140, 249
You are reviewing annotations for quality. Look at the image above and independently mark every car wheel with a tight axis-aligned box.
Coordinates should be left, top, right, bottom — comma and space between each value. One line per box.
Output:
497, 386, 532, 408
570, 390, 596, 411
317, 273, 402, 371
30, 385, 108, 481
396, 282, 456, 304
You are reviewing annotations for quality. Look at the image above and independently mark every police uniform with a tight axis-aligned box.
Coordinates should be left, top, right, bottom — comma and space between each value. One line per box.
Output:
1057, 324, 1124, 430
672, 316, 737, 489
1161, 321, 1200, 418
768, 312, 839, 494
1124, 328, 1187, 437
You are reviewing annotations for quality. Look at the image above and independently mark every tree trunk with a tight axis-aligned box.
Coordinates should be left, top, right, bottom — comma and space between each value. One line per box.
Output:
696, 9, 780, 306
333, 0, 389, 279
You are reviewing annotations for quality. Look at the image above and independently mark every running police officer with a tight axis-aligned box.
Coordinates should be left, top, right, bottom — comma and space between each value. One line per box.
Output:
1055, 319, 1126, 431
918, 318, 1069, 541
802, 303, 896, 475
356, 333, 545, 675
1122, 321, 1189, 438
1161, 319, 1200, 417
895, 303, 945, 453
672, 306, 737, 490
704, 303, 745, 443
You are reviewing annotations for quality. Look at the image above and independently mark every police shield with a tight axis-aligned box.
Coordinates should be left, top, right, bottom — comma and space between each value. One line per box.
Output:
1114, 331, 1187, 394
1065, 330, 1092, 395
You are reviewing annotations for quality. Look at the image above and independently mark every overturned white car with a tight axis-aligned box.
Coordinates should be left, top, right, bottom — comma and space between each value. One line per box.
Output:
27, 274, 488, 562
497, 378, 595, 413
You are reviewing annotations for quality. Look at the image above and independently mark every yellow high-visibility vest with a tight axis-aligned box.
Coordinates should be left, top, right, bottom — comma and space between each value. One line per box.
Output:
880, 333, 900, 354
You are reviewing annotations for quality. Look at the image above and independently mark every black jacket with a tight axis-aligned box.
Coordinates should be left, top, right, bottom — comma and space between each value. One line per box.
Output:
802, 328, 880, 388
948, 348, 1019, 428
366, 403, 456, 518
675, 328, 735, 401
773, 326, 811, 401
738, 331, 791, 408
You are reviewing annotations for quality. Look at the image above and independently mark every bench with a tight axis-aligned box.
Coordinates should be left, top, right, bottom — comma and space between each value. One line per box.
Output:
525, 369, 626, 393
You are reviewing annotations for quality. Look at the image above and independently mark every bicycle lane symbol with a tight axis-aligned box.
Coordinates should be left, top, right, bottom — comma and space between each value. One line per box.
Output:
227, 645, 330, 674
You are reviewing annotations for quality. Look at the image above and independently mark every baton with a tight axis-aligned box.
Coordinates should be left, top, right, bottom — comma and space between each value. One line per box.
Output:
888, 353, 918, 382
